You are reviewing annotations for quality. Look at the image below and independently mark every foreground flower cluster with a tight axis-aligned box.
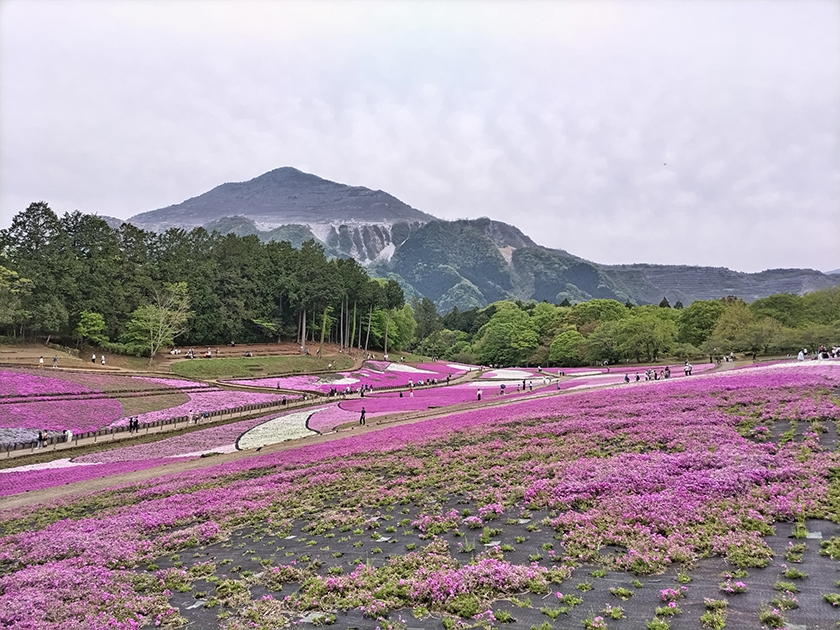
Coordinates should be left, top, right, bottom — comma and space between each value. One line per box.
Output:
0, 363, 837, 628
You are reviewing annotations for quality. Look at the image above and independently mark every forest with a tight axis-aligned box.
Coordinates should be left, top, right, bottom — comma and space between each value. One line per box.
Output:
1, 202, 838, 366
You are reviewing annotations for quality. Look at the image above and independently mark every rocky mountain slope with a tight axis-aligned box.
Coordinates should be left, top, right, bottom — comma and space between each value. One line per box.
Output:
124, 167, 840, 309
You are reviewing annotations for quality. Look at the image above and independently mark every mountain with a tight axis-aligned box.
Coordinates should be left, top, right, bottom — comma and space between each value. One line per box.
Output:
827, 269, 840, 276
124, 167, 840, 310
128, 167, 433, 263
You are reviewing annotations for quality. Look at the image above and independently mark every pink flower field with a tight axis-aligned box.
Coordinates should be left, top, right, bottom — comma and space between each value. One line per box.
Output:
1, 362, 839, 629
227, 361, 471, 393
0, 369, 206, 397
0, 457, 192, 498
107, 389, 287, 428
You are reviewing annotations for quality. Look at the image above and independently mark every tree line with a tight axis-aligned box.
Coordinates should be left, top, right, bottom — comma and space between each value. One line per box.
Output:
0, 202, 409, 357
2, 202, 837, 365
411, 289, 840, 366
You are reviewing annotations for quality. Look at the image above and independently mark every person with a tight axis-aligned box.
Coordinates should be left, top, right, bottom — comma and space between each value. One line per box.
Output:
446, 374, 450, 385
635, 373, 640, 382
282, 395, 287, 406
409, 385, 414, 398
101, 355, 105, 366
359, 407, 366, 426
624, 374, 630, 384
37, 430, 44, 449
52, 356, 58, 368
684, 362, 692, 376
92, 353, 96, 364
500, 383, 506, 395
797, 349, 805, 361
529, 381, 533, 391
664, 366, 671, 379
65, 429, 73, 443
39, 356, 44, 368
477, 388, 482, 401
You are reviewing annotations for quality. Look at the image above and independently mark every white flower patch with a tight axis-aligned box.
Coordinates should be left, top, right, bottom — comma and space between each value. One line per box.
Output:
0, 457, 96, 473
385, 363, 436, 374
446, 364, 474, 371
482, 369, 535, 379
315, 376, 359, 386
169, 444, 240, 458
466, 380, 527, 388
237, 410, 317, 450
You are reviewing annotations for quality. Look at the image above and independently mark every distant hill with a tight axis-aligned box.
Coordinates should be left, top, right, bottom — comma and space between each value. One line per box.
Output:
123, 167, 840, 310
128, 167, 432, 263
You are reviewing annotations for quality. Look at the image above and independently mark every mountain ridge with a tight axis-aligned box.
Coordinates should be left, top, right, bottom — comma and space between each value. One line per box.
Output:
122, 167, 840, 309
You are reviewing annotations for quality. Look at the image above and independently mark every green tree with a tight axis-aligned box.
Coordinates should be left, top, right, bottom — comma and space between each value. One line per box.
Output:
0, 265, 32, 334
75, 311, 108, 347
474, 302, 539, 365
749, 293, 805, 328
616, 311, 677, 362
659, 297, 671, 308
548, 329, 585, 366
802, 287, 840, 325
122, 283, 192, 362
412, 296, 441, 342
382, 278, 405, 356
580, 320, 622, 365
707, 300, 753, 351
567, 299, 628, 328
0, 202, 79, 339
677, 300, 726, 347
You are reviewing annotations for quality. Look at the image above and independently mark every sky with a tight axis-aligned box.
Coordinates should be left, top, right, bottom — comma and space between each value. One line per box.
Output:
1, 0, 838, 273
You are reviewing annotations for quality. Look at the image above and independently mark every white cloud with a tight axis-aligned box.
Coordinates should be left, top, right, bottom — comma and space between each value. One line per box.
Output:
1, 0, 837, 272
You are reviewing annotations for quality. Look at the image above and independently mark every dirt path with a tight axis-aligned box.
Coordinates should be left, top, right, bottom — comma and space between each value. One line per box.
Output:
0, 360, 753, 512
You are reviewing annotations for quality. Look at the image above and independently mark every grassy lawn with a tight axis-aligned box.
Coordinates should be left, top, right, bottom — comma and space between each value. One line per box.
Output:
170, 355, 354, 379
116, 392, 190, 416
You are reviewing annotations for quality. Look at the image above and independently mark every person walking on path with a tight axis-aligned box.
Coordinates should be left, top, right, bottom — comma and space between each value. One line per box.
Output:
101, 355, 106, 366
52, 356, 57, 368
92, 353, 96, 364
359, 407, 366, 426
477, 388, 482, 401
36, 431, 44, 449
39, 356, 44, 368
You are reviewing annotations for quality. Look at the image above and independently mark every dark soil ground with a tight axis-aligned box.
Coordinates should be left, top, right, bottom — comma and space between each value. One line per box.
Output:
146, 501, 840, 629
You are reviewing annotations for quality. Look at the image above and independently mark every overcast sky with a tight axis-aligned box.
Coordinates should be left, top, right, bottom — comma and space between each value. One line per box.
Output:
2, 0, 838, 273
